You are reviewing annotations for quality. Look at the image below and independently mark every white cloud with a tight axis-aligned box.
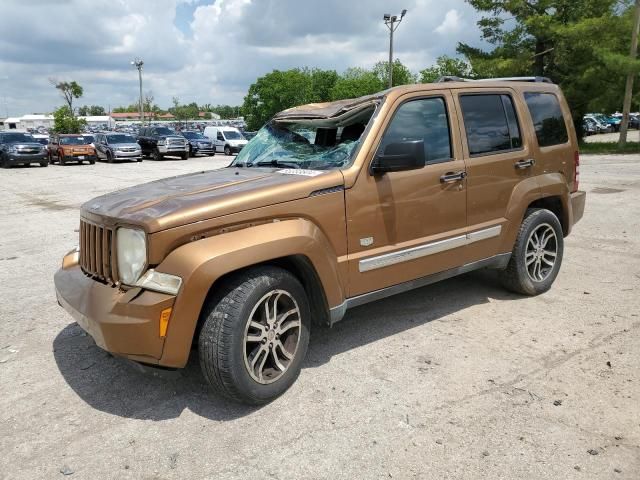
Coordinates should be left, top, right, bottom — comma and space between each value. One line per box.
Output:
435, 9, 462, 34
0, 0, 485, 115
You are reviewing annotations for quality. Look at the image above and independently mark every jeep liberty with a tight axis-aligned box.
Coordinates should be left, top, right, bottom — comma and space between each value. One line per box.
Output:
55, 78, 586, 404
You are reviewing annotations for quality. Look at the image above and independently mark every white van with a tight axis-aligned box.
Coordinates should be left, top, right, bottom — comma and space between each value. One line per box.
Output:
203, 126, 248, 156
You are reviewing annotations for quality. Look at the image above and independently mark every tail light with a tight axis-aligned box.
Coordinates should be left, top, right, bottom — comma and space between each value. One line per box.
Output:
572, 150, 580, 193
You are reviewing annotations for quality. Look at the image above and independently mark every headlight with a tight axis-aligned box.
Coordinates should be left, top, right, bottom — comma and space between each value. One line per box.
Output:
9, 146, 18, 153
116, 227, 147, 285
157, 140, 166, 146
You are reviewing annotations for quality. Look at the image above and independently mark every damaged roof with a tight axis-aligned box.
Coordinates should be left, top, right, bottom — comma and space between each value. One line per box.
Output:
273, 91, 386, 121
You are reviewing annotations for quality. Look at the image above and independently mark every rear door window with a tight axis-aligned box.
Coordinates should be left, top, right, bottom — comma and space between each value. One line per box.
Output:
524, 92, 568, 147
460, 94, 522, 156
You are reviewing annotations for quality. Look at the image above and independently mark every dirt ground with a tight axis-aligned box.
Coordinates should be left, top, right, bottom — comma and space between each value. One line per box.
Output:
0, 154, 638, 479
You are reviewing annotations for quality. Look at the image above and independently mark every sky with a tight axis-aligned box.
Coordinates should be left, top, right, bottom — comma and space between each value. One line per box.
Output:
0, 0, 488, 116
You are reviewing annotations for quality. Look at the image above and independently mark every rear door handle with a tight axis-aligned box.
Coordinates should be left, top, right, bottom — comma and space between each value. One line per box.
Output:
440, 171, 467, 183
515, 159, 535, 169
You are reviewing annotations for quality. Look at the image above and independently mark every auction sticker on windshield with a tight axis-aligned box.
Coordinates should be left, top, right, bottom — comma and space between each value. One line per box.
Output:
277, 169, 324, 177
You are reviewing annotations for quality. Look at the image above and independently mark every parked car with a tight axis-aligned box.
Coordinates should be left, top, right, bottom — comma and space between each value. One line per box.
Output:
31, 134, 50, 148
203, 126, 248, 155
137, 126, 189, 160
0, 131, 48, 168
584, 115, 610, 134
82, 134, 96, 149
582, 118, 598, 136
94, 133, 143, 163
49, 134, 96, 165
54, 78, 585, 405
181, 131, 215, 157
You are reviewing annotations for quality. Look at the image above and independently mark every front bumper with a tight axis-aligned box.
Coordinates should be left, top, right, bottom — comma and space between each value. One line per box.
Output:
63, 154, 97, 162
7, 153, 47, 164
158, 145, 188, 154
114, 151, 142, 161
54, 250, 175, 365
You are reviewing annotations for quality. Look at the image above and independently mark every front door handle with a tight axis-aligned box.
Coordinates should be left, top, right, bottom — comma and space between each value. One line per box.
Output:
440, 171, 467, 183
515, 159, 535, 169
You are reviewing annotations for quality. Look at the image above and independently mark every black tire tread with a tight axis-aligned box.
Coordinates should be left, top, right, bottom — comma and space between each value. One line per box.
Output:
199, 266, 302, 404
500, 208, 562, 295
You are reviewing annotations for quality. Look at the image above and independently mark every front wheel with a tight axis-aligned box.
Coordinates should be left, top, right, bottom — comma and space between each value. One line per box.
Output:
181, 152, 189, 160
152, 148, 163, 161
199, 266, 310, 405
500, 208, 564, 296
224, 145, 231, 156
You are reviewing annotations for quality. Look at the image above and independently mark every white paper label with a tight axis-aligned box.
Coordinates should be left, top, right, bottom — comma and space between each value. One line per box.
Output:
277, 169, 323, 177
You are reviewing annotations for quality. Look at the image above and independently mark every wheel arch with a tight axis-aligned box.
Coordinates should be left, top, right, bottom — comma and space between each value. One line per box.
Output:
155, 218, 344, 367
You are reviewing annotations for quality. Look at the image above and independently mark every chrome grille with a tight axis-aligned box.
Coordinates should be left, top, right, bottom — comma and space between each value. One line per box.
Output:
168, 138, 185, 146
79, 220, 118, 284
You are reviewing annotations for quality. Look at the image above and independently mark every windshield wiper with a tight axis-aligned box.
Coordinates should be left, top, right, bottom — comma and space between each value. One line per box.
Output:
246, 159, 303, 169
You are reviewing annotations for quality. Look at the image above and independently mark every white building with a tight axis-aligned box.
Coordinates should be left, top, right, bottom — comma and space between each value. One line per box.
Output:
78, 115, 114, 127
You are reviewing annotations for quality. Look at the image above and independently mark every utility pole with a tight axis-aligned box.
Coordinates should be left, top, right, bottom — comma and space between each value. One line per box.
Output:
619, 0, 640, 148
131, 58, 144, 126
383, 9, 407, 89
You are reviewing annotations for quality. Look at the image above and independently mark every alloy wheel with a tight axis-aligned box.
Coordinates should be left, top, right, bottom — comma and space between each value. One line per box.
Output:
242, 289, 301, 384
525, 223, 558, 282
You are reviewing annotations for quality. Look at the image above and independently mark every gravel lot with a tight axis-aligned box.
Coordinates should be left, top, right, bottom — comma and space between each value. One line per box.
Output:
0, 154, 638, 479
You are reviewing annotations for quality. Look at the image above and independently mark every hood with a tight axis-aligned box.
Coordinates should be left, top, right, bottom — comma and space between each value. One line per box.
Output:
4, 141, 43, 149
81, 167, 344, 233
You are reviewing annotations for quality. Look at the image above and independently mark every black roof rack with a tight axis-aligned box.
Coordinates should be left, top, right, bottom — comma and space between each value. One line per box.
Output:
436, 76, 554, 84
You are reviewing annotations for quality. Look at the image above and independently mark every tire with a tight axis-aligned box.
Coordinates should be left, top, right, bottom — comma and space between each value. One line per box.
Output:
106, 152, 114, 164
60, 157, 66, 166
199, 266, 310, 405
48, 152, 54, 164
0, 155, 8, 168
224, 145, 231, 156
137, 158, 143, 162
181, 152, 189, 160
189, 146, 195, 158
89, 159, 95, 165
153, 148, 163, 161
40, 161, 48, 167
500, 208, 564, 296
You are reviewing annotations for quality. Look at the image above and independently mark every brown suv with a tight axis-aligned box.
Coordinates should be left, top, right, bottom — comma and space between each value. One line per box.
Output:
54, 78, 586, 404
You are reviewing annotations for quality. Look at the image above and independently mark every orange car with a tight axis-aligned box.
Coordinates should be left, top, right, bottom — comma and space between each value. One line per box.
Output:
49, 134, 96, 165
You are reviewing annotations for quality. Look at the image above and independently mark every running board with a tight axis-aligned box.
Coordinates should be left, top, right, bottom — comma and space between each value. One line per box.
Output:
329, 253, 511, 325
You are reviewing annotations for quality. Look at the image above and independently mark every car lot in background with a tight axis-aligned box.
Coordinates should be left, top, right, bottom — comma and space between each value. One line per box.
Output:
137, 125, 189, 160
0, 154, 637, 479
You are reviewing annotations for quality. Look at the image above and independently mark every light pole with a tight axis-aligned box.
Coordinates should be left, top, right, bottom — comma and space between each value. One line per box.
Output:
131, 58, 144, 125
383, 9, 407, 89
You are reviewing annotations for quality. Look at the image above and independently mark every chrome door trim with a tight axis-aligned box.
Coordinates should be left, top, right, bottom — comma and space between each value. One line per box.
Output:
358, 225, 502, 273
330, 252, 511, 324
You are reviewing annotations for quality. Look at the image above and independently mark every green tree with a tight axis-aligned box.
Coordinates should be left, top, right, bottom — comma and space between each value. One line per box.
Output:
373, 59, 417, 87
459, 0, 638, 134
52, 106, 87, 133
52, 80, 83, 115
330, 67, 384, 100
242, 69, 314, 130
419, 56, 474, 83
309, 69, 339, 102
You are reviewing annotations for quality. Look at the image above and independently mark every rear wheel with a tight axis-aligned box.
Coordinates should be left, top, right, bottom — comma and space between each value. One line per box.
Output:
199, 266, 310, 405
500, 208, 564, 296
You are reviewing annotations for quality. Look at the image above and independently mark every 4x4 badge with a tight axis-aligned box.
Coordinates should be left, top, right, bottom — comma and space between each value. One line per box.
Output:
360, 237, 374, 247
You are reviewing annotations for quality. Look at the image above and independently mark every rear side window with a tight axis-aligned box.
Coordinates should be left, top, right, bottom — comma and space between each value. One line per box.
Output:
524, 92, 568, 147
460, 94, 522, 156
379, 97, 452, 164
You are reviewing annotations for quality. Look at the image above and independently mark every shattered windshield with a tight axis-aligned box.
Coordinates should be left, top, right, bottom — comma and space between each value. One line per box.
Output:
232, 108, 373, 170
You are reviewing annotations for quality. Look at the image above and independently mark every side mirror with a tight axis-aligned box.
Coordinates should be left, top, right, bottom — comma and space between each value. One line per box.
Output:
371, 139, 425, 175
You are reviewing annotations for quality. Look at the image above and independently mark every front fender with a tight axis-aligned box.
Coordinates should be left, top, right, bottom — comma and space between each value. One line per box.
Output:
155, 218, 344, 367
